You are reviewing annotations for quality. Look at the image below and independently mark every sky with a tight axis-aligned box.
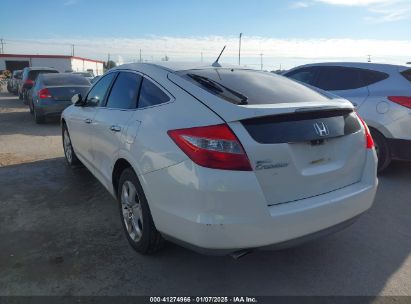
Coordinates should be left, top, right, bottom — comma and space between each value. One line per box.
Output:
1, 0, 411, 69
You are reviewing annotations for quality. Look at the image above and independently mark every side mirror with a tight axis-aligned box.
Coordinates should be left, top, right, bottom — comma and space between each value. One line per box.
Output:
72, 93, 85, 106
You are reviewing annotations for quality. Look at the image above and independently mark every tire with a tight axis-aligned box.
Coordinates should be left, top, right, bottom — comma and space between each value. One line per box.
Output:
23, 92, 28, 105
29, 100, 34, 114
62, 124, 81, 166
370, 129, 391, 172
118, 168, 164, 254
34, 108, 45, 124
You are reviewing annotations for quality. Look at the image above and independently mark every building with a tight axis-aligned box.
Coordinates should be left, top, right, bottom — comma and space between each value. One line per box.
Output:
0, 54, 104, 76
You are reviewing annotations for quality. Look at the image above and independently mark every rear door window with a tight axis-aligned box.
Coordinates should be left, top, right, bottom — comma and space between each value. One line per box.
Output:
360, 69, 389, 86
315, 67, 364, 91
85, 72, 117, 107
138, 78, 170, 108
401, 69, 411, 83
105, 72, 142, 109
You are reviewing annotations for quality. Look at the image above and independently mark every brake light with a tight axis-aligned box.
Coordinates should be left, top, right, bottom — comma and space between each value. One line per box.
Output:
357, 114, 374, 149
38, 88, 52, 99
388, 96, 411, 109
168, 124, 252, 171
24, 79, 34, 85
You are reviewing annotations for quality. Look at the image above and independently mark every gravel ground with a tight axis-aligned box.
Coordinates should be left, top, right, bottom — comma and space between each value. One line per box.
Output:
0, 91, 410, 296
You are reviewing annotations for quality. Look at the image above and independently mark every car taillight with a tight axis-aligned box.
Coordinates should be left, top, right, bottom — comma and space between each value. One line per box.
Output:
388, 96, 411, 109
25, 79, 34, 85
168, 124, 252, 171
38, 88, 52, 99
356, 114, 374, 149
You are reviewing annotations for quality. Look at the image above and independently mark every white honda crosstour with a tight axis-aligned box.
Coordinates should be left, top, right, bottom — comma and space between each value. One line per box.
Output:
61, 62, 378, 256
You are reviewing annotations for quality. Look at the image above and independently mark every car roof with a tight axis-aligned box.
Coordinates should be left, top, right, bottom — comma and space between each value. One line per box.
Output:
290, 62, 409, 73
25, 67, 59, 72
41, 73, 82, 78
113, 62, 252, 74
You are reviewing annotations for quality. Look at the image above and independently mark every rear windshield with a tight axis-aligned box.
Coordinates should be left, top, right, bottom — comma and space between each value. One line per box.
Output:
73, 72, 93, 77
28, 70, 58, 80
42, 74, 90, 86
177, 68, 331, 105
401, 69, 411, 83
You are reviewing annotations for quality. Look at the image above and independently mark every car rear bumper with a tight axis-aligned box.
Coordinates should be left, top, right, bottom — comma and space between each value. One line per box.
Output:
142, 150, 378, 253
388, 138, 411, 161
35, 101, 72, 117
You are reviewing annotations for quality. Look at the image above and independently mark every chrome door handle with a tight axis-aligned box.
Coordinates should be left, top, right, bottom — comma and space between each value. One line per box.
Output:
84, 118, 92, 124
110, 125, 121, 132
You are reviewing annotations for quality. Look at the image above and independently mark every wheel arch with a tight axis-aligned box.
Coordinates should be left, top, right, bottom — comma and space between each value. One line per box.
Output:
112, 158, 134, 197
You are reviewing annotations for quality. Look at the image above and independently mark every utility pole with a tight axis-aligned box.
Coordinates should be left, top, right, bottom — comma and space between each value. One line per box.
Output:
139, 49, 142, 62
367, 55, 372, 63
70, 44, 75, 56
259, 53, 264, 70
238, 33, 243, 65
0, 38, 4, 54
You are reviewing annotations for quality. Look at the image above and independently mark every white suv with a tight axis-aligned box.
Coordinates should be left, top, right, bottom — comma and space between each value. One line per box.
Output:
284, 62, 411, 171
62, 63, 378, 255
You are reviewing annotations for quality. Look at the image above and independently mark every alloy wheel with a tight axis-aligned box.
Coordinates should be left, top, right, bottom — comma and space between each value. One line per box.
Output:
63, 130, 73, 163
121, 181, 143, 242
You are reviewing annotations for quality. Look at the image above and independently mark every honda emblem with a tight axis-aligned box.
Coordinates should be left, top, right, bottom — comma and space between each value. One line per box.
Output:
314, 122, 330, 137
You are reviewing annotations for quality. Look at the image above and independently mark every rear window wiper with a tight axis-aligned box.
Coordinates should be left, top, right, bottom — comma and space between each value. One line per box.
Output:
186, 73, 248, 105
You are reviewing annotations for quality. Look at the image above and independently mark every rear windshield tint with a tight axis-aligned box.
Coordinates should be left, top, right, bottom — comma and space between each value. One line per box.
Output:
177, 68, 331, 105
401, 69, 411, 83
28, 70, 58, 80
43, 74, 90, 86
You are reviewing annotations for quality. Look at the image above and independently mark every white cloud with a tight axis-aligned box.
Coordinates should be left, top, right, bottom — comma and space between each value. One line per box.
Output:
316, 0, 411, 22
290, 1, 312, 9
5, 36, 411, 69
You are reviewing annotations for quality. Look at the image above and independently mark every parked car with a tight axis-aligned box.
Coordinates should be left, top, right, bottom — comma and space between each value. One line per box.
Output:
284, 62, 411, 171
7, 70, 22, 94
72, 72, 94, 82
28, 73, 90, 124
61, 63, 378, 256
90, 75, 101, 84
19, 67, 59, 103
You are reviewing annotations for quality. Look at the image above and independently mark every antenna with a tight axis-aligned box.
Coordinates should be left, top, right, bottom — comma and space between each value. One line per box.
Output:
212, 45, 226, 67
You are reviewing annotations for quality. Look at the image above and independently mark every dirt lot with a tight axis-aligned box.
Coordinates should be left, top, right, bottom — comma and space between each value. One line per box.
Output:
0, 91, 410, 296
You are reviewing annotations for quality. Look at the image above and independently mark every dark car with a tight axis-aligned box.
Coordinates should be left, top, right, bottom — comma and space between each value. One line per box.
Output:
19, 67, 59, 103
29, 73, 90, 123
7, 70, 22, 95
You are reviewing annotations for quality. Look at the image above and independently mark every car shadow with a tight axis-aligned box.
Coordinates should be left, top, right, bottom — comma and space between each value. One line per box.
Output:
0, 157, 410, 297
